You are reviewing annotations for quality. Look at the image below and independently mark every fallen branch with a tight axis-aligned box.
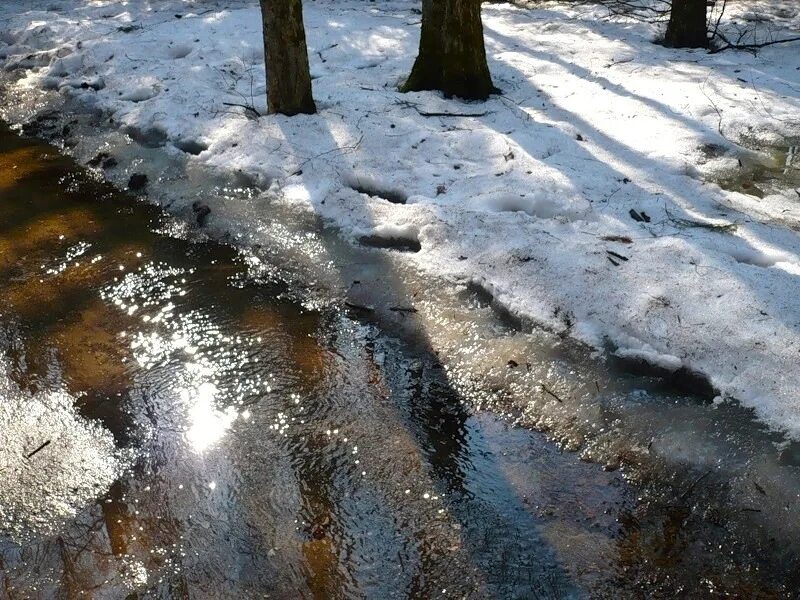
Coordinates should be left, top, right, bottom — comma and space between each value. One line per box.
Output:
395, 99, 489, 118
710, 32, 800, 54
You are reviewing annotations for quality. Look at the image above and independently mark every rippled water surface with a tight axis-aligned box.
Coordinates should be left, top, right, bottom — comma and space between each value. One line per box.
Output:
0, 123, 798, 598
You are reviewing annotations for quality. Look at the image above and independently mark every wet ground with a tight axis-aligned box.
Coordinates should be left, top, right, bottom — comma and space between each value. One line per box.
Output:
0, 123, 799, 599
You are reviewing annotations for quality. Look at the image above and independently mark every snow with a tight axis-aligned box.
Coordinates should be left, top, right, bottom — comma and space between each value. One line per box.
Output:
1, 0, 799, 436
357, 222, 420, 243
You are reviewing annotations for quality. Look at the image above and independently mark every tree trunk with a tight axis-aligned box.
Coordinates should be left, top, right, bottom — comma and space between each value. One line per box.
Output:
664, 0, 708, 48
403, 0, 495, 101
403, 0, 445, 92
260, 0, 316, 115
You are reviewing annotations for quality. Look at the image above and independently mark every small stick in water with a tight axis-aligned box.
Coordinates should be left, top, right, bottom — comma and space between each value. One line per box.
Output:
25, 440, 51, 459
540, 383, 563, 403
680, 469, 711, 501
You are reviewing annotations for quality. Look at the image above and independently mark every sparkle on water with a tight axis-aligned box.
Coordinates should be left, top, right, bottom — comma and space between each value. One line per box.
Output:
183, 382, 237, 453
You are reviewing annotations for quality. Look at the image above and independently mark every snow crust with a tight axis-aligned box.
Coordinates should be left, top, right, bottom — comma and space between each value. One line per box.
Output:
1, 0, 800, 435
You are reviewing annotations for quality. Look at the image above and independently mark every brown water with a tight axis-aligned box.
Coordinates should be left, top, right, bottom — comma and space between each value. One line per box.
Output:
0, 124, 799, 599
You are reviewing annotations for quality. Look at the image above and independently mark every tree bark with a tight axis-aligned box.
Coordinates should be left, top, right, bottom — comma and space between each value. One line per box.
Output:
403, 0, 445, 92
403, 0, 495, 101
260, 0, 316, 115
664, 0, 708, 49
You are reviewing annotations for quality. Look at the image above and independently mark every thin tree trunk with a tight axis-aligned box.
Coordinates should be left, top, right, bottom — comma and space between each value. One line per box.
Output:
260, 0, 316, 115
664, 0, 708, 48
403, 0, 495, 101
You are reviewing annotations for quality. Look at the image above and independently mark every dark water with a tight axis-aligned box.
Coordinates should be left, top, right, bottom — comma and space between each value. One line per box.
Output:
0, 124, 798, 599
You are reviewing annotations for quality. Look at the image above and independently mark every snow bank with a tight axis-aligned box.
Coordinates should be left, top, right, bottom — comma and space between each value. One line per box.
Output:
1, 0, 800, 436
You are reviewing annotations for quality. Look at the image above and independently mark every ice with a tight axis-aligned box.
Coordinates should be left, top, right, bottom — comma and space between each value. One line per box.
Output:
0, 361, 121, 540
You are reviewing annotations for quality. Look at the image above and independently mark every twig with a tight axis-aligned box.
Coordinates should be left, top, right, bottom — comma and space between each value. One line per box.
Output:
389, 306, 418, 313
344, 301, 373, 312
606, 250, 629, 261
587, 0, 671, 22
700, 75, 726, 139
709, 0, 727, 44
679, 469, 711, 501
316, 42, 338, 63
601, 235, 633, 244
25, 440, 51, 459
665, 206, 737, 233
289, 134, 364, 176
216, 62, 262, 118
414, 109, 489, 118
540, 383, 563, 403
222, 102, 261, 118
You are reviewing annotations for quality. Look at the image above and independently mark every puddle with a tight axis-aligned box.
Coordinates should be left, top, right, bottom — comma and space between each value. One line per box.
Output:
0, 119, 798, 598
704, 139, 800, 198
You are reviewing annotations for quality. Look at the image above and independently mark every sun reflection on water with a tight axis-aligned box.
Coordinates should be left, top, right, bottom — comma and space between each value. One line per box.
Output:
103, 262, 274, 456
182, 382, 237, 453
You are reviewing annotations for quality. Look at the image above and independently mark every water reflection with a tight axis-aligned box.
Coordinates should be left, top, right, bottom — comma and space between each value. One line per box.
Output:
183, 382, 237, 453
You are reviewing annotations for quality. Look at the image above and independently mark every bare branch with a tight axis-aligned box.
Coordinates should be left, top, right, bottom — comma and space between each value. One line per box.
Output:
710, 32, 800, 54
